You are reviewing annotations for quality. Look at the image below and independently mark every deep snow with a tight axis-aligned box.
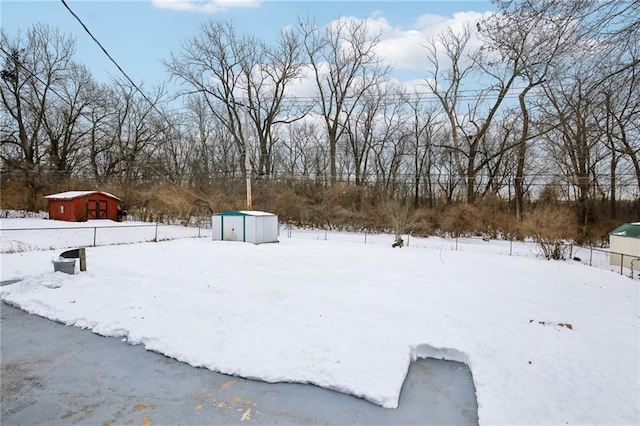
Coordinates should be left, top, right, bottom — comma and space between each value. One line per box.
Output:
0, 219, 638, 425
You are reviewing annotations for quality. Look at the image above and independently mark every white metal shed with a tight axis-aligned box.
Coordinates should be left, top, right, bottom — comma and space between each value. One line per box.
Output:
609, 222, 640, 270
212, 211, 279, 244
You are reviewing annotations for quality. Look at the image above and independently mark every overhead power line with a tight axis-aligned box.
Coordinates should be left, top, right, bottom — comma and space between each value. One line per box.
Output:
60, 0, 209, 203
59, 0, 160, 112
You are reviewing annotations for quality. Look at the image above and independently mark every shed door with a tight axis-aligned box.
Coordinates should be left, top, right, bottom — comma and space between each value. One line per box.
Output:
222, 216, 244, 241
86, 199, 107, 219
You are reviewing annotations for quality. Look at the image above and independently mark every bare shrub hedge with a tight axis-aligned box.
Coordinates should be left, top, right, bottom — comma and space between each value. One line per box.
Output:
1, 177, 634, 248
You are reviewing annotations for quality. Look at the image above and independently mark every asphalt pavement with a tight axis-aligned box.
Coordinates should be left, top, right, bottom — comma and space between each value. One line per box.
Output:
1, 301, 478, 425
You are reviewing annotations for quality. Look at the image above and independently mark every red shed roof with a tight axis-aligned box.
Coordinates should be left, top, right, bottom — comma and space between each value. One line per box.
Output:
44, 191, 121, 201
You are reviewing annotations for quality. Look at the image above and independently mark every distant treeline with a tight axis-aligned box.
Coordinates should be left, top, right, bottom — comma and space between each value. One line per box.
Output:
1, 0, 638, 242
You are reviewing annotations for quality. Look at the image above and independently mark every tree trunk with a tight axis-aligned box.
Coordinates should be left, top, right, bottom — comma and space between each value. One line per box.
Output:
609, 153, 617, 219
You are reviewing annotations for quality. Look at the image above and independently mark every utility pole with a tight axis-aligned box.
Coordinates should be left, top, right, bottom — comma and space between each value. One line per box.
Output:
243, 101, 253, 210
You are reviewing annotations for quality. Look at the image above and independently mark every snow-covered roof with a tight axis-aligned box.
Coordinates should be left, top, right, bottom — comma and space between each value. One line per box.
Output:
238, 210, 276, 216
44, 191, 121, 201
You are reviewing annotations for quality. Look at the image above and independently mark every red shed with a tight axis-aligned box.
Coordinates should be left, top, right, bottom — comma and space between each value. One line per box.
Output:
45, 191, 121, 222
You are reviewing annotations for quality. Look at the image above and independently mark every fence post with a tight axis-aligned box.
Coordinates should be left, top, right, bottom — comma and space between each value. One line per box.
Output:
79, 247, 87, 272
569, 243, 573, 259
620, 254, 624, 275
510, 239, 513, 256
455, 237, 458, 251
589, 246, 593, 266
364, 231, 367, 244
93, 227, 97, 247
325, 229, 327, 240
154, 223, 159, 242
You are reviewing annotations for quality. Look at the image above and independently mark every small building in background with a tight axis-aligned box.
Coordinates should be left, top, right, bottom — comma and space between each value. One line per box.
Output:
609, 222, 640, 270
212, 211, 279, 244
45, 191, 121, 222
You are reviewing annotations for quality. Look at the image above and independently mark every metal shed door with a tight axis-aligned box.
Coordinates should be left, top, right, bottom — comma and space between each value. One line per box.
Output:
222, 215, 244, 241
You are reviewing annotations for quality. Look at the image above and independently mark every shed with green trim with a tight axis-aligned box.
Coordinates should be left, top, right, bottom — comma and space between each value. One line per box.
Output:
609, 222, 640, 270
212, 211, 279, 244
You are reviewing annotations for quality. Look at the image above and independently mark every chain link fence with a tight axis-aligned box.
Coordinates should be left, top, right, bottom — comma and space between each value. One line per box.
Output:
3, 219, 637, 279
281, 226, 639, 279
0, 223, 212, 253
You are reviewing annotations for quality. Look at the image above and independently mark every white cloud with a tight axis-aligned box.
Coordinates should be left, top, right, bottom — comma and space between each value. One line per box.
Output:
278, 11, 497, 104
151, 0, 260, 14
284, 63, 327, 100
307, 11, 494, 77
413, 13, 448, 30
372, 11, 495, 73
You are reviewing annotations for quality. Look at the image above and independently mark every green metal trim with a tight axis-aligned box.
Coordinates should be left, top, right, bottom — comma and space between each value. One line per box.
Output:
610, 223, 640, 239
214, 211, 247, 216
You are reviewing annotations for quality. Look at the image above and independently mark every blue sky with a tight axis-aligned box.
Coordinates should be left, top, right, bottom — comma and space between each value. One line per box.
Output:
1, 0, 495, 89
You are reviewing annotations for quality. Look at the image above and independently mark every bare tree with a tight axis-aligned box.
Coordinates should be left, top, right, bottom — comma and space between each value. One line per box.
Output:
0, 24, 77, 208
433, 137, 464, 204
599, 60, 640, 218
479, 4, 577, 219
245, 27, 307, 176
480, 116, 515, 197
298, 16, 391, 184
165, 20, 305, 178
276, 120, 325, 180
149, 108, 192, 186
405, 95, 442, 207
93, 78, 167, 184
42, 62, 97, 180
85, 82, 114, 183
164, 21, 252, 175
169, 94, 241, 183
494, 0, 640, 54
369, 89, 410, 196
343, 83, 402, 186
539, 67, 607, 232
425, 23, 522, 204
180, 94, 226, 183
494, 0, 640, 226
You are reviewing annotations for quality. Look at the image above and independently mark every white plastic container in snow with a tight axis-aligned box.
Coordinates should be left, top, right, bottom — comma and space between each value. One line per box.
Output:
212, 211, 279, 244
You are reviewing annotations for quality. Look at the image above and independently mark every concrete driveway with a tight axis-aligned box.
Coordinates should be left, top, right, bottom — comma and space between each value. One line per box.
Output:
1, 301, 478, 425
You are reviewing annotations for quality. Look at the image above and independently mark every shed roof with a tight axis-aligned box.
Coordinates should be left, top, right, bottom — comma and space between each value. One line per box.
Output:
44, 191, 121, 201
214, 210, 276, 217
610, 223, 640, 239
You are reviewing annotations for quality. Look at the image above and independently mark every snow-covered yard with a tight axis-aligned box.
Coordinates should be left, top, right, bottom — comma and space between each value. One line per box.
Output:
1, 218, 638, 425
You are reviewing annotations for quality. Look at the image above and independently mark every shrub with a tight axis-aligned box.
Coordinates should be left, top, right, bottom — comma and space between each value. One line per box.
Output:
522, 206, 578, 260
385, 200, 415, 246
411, 208, 440, 237
0, 179, 33, 211
440, 203, 482, 238
474, 191, 503, 238
252, 181, 308, 225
